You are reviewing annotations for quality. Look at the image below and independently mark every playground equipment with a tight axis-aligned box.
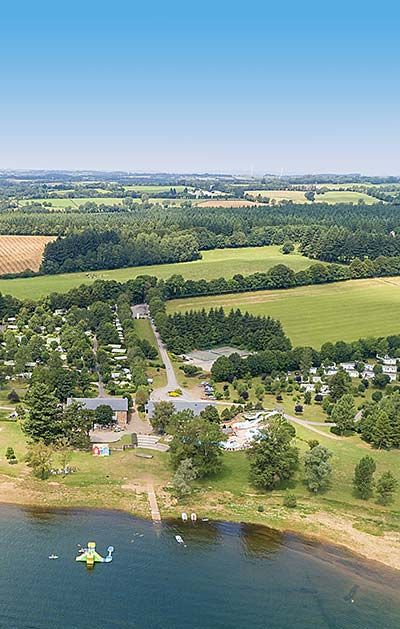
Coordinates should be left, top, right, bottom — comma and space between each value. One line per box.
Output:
75, 542, 114, 568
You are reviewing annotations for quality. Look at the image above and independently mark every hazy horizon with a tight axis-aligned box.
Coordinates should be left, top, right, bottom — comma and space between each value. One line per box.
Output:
1, 0, 399, 173
1, 168, 400, 178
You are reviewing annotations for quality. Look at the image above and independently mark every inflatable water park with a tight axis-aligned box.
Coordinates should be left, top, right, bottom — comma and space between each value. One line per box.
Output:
75, 542, 114, 568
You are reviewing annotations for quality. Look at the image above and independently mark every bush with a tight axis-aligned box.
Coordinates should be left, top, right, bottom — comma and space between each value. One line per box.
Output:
5, 447, 17, 464
7, 390, 20, 403
372, 390, 383, 403
257, 505, 264, 512
180, 364, 200, 377
283, 493, 297, 508
294, 403, 303, 414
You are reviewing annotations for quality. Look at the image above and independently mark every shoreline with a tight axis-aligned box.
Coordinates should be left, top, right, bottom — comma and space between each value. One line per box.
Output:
1, 490, 399, 575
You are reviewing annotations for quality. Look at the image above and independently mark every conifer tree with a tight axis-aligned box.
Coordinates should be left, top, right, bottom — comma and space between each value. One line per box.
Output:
353, 456, 376, 500
376, 471, 398, 505
371, 410, 393, 449
331, 394, 356, 435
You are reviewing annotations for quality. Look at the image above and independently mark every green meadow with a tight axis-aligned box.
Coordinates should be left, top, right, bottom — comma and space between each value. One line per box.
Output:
123, 184, 189, 193
246, 189, 377, 204
0, 246, 312, 300
168, 276, 400, 347
316, 191, 377, 204
246, 190, 309, 202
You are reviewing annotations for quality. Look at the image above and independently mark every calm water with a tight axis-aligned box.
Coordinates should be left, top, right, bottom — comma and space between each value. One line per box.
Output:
0, 506, 399, 628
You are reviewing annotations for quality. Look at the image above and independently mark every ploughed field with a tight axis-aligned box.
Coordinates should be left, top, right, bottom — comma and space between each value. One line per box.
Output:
0, 245, 313, 299
0, 235, 55, 274
167, 276, 400, 348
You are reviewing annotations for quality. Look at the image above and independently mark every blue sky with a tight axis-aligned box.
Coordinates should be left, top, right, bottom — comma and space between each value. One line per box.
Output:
1, 1, 399, 174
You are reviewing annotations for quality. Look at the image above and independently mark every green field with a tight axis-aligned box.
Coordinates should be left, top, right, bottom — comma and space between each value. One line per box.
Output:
315, 191, 378, 204
168, 276, 400, 347
0, 246, 313, 300
246, 190, 308, 202
123, 185, 189, 193
245, 189, 377, 204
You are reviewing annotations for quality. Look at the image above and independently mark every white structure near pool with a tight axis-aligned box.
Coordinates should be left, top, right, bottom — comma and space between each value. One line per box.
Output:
221, 411, 279, 451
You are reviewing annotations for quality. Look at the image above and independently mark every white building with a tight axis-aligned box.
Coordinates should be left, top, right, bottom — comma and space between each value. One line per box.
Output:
361, 370, 374, 380
377, 354, 397, 366
347, 370, 360, 378
340, 362, 356, 371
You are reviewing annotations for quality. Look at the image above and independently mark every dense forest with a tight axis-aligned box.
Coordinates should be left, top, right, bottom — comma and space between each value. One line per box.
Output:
2, 170, 400, 277
41, 229, 200, 273
154, 308, 291, 354
0, 199, 400, 275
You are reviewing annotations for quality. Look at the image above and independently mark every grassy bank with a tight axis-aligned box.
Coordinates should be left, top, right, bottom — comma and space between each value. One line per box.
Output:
1, 417, 400, 569
168, 276, 400, 347
0, 246, 313, 300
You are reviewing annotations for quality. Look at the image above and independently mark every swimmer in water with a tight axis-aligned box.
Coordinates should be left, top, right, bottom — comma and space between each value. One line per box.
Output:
344, 585, 359, 603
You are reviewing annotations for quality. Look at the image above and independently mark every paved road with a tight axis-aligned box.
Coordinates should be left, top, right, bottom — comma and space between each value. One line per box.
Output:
93, 335, 106, 397
283, 413, 341, 441
131, 304, 150, 319
147, 316, 202, 402
141, 309, 343, 440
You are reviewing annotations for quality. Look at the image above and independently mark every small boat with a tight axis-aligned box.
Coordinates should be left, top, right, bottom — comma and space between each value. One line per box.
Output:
175, 535, 184, 544
190, 513, 197, 522
48, 554, 59, 560
181, 512, 188, 521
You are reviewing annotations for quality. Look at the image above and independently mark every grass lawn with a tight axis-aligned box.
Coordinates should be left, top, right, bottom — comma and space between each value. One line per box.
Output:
193, 423, 400, 535
133, 318, 168, 388
168, 276, 400, 348
133, 319, 160, 357
189, 423, 400, 545
0, 245, 314, 300
0, 418, 171, 514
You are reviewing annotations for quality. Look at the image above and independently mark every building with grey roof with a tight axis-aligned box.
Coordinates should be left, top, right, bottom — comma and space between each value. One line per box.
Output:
67, 397, 128, 425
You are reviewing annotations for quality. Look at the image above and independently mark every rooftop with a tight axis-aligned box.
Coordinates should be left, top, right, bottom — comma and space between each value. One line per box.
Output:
67, 397, 128, 412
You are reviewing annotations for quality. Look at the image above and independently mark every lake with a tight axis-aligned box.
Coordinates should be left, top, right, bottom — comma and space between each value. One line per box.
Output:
1, 505, 399, 628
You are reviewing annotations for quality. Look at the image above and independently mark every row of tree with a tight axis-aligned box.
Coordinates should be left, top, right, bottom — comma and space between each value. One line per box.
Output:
160, 255, 400, 301
209, 330, 400, 383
